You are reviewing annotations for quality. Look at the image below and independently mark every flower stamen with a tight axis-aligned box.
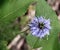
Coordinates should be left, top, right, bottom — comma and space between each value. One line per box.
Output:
38, 23, 44, 29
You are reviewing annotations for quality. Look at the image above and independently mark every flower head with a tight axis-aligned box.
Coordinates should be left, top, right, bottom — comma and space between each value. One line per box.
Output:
29, 16, 51, 38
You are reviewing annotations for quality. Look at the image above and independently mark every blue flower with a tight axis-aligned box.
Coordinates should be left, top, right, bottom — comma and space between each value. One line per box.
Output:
29, 16, 51, 38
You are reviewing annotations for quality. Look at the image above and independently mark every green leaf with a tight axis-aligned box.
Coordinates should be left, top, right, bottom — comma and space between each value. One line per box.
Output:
26, 0, 60, 50
0, 41, 8, 50
53, 36, 60, 50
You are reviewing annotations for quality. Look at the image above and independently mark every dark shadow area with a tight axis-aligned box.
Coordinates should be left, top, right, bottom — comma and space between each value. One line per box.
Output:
58, 3, 60, 11
20, 38, 28, 50
0, 0, 5, 7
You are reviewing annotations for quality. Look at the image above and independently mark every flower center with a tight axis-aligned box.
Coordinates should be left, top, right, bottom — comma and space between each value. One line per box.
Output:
38, 23, 44, 29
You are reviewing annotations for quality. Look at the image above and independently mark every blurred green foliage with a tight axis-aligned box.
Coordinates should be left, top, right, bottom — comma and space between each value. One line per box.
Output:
0, 0, 35, 50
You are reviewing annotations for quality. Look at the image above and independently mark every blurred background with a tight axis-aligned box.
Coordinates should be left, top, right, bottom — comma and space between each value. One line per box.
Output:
46, 0, 60, 20
0, 0, 60, 50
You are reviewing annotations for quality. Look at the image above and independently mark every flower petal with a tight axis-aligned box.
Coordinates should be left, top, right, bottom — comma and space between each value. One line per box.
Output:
44, 24, 51, 29
44, 19, 50, 25
36, 30, 42, 38
43, 28, 49, 35
31, 28, 39, 36
30, 27, 37, 30
29, 23, 37, 27
40, 30, 46, 38
31, 17, 38, 24
38, 16, 44, 23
